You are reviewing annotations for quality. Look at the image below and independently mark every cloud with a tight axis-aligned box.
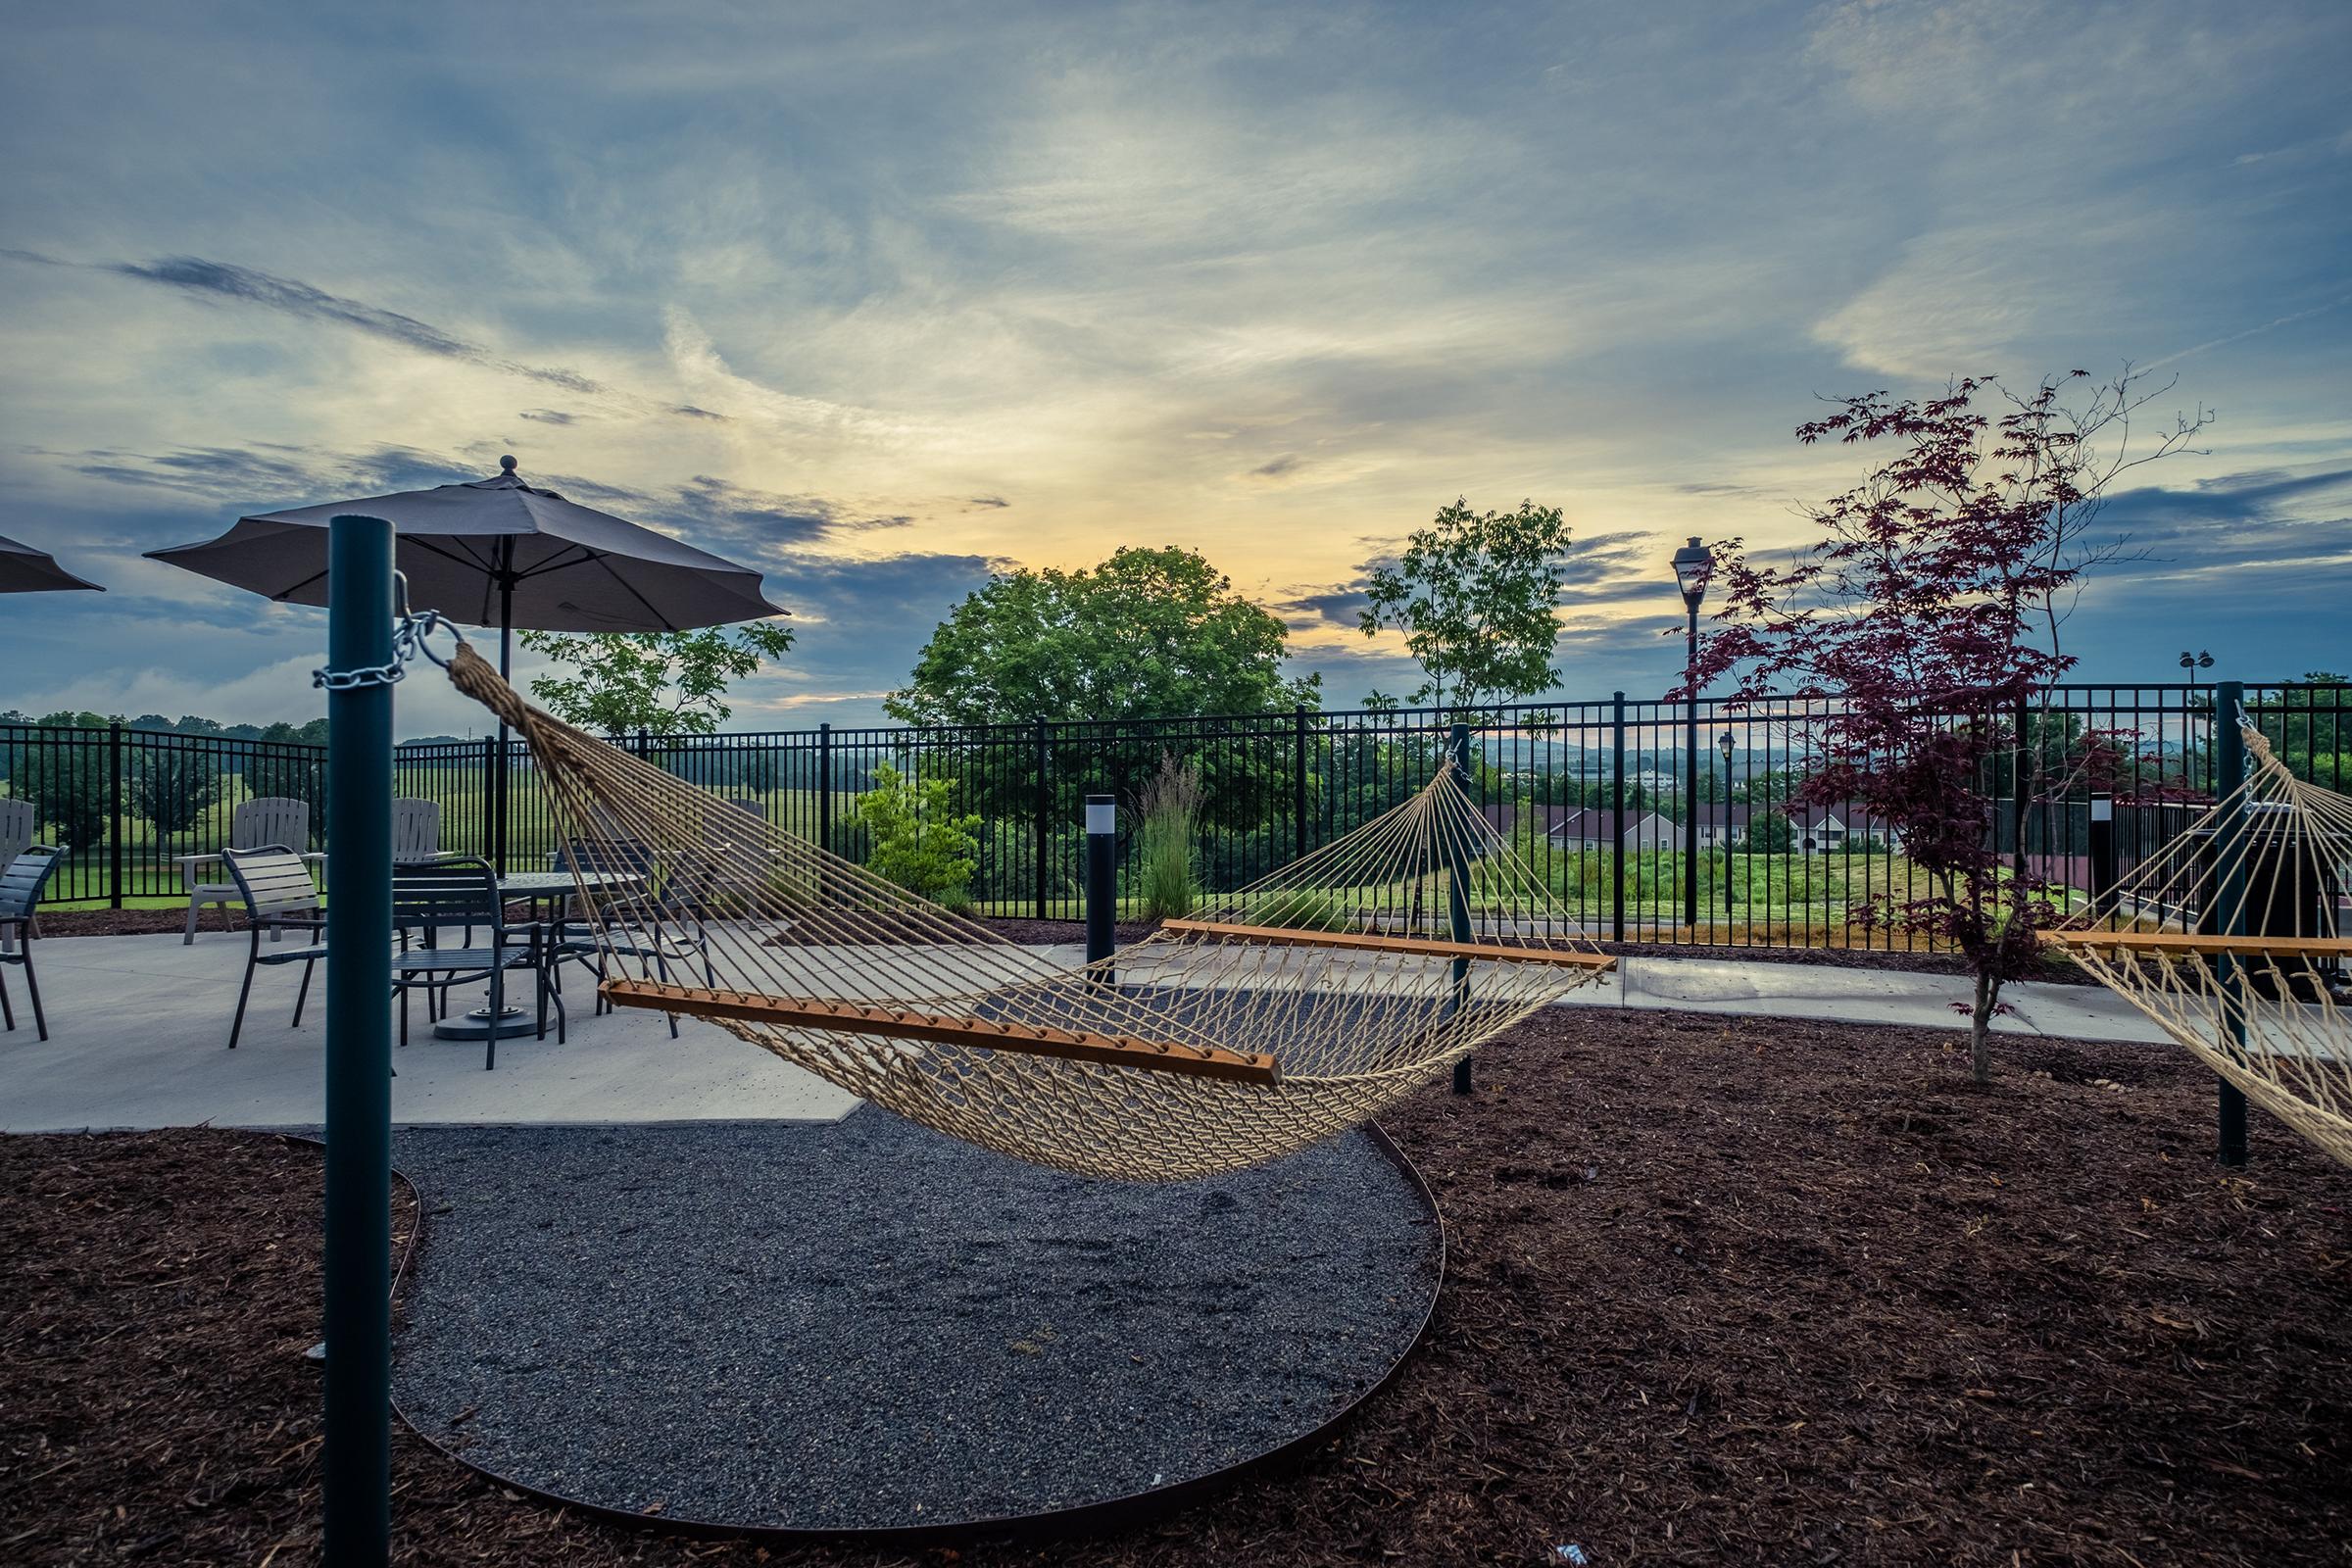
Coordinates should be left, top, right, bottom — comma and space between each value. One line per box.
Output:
72, 253, 609, 393
1270, 585, 1372, 630
964, 495, 1010, 510
1250, 454, 1306, 478
517, 409, 580, 424
72, 442, 458, 505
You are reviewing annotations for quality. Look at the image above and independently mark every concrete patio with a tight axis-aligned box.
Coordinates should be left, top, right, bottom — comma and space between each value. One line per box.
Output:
0, 929, 2178, 1135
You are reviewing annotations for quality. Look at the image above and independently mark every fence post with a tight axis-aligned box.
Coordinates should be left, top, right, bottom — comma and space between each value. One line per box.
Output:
1033, 719, 1050, 921
107, 720, 124, 908
1294, 705, 1308, 865
2012, 692, 2031, 879
1611, 692, 1627, 944
479, 736, 496, 863
816, 722, 833, 859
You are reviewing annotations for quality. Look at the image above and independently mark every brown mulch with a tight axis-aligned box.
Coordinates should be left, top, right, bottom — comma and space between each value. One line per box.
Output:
26, 906, 244, 939
5, 1013, 2350, 1566
982, 916, 1163, 947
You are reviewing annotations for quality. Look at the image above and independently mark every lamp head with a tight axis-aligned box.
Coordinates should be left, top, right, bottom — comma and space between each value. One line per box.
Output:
1672, 536, 1715, 612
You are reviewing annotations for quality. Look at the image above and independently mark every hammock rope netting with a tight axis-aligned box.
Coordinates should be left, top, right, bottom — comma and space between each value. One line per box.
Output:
447, 644, 1614, 1181
2050, 717, 2352, 1166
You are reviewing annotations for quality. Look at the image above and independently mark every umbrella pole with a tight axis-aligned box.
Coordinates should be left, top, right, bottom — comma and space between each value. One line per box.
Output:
322, 514, 394, 1566
494, 561, 514, 877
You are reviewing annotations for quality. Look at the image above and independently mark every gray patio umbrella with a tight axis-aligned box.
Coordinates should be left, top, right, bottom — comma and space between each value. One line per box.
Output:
147, 455, 784, 869
0, 531, 105, 593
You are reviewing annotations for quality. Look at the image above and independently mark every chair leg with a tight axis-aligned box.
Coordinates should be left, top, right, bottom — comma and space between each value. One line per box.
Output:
399, 982, 410, 1050
0, 963, 14, 1032
485, 967, 501, 1071
183, 897, 201, 945
23, 946, 45, 1043
227, 936, 261, 1050
292, 957, 318, 1028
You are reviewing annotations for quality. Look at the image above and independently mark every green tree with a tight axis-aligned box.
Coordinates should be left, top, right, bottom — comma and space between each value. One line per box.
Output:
1358, 499, 1575, 715
889, 546, 1317, 726
133, 752, 223, 838
855, 762, 982, 908
1745, 809, 1794, 853
16, 711, 114, 851
518, 622, 797, 737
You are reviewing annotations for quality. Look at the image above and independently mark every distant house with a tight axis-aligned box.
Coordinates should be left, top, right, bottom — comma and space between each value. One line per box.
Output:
1689, 802, 1901, 853
1480, 804, 1676, 853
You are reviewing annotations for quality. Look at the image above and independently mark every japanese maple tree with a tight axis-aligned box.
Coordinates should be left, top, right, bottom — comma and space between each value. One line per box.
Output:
1685, 368, 2207, 1081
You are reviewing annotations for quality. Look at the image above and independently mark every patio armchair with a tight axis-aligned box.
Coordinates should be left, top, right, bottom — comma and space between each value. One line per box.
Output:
219, 845, 330, 1051
180, 797, 323, 944
0, 845, 64, 1040
548, 838, 712, 1039
393, 856, 562, 1070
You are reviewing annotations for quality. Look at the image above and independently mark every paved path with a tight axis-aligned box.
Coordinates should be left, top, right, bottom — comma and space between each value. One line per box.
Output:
2, 932, 2167, 1134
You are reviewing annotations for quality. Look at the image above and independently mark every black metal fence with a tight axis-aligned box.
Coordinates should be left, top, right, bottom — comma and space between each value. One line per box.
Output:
4, 681, 2343, 948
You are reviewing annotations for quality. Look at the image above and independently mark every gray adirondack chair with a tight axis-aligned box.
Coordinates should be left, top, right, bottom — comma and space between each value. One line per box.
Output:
393, 798, 441, 862
180, 797, 319, 943
0, 800, 36, 951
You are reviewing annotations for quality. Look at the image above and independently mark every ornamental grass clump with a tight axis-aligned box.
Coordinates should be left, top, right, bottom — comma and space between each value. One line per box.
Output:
1135, 753, 1202, 920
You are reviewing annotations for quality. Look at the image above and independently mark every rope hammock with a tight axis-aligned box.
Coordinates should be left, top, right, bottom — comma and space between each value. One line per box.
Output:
2050, 719, 2352, 1166
445, 644, 1615, 1182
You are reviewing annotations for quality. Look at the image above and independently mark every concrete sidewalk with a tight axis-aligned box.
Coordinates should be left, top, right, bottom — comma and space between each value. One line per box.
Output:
0, 931, 860, 1133
1, 932, 2166, 1135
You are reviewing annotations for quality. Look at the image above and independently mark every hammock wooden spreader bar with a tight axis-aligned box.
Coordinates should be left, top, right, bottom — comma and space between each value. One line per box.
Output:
601, 979, 1283, 1085
1161, 919, 1622, 971
2044, 930, 2352, 959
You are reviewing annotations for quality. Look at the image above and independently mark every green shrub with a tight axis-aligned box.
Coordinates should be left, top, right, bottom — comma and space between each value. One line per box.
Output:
855, 762, 982, 910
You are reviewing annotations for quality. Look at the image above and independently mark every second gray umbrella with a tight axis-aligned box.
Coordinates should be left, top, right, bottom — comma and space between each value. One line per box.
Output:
0, 532, 105, 594
147, 455, 786, 874
144, 455, 780, 634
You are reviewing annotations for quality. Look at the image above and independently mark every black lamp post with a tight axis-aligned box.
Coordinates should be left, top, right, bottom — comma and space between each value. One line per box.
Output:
1718, 727, 1736, 915
1671, 537, 1714, 931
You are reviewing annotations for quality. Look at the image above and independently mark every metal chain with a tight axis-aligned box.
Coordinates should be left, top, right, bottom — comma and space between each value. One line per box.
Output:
311, 573, 466, 690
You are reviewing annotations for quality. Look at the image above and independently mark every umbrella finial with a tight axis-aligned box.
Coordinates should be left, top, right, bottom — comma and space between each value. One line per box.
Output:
499, 454, 518, 474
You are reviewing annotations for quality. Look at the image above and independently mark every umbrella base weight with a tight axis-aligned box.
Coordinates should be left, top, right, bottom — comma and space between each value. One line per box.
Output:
432, 1005, 538, 1042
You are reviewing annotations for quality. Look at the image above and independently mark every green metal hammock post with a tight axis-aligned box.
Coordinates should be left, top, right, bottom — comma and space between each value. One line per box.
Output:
322, 514, 395, 1564
2213, 680, 2251, 1167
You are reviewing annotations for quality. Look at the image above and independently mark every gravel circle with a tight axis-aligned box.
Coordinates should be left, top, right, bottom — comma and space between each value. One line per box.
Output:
389, 1115, 1438, 1534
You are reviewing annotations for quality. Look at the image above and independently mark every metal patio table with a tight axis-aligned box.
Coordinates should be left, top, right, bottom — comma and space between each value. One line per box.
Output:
430, 870, 640, 1042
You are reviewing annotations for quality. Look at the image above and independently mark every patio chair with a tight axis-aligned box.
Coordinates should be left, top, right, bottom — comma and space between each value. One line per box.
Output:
393, 798, 442, 862
0, 845, 64, 1041
548, 837, 712, 1039
0, 800, 36, 952
393, 856, 561, 1070
181, 797, 321, 944
219, 845, 329, 1051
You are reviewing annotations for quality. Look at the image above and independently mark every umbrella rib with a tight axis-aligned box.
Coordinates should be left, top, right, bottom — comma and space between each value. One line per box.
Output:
506, 544, 603, 584
581, 549, 685, 632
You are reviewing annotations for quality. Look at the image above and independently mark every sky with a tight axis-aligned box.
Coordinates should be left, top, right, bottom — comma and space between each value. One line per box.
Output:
1, 0, 2345, 737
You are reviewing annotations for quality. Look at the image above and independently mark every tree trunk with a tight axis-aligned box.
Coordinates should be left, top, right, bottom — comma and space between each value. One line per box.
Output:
1970, 966, 1997, 1085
